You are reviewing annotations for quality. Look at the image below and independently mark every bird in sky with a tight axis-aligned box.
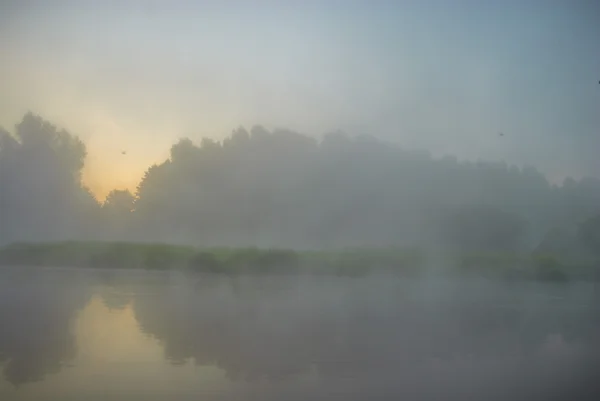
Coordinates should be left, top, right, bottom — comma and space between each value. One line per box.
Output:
498, 132, 504, 137
121, 151, 127, 155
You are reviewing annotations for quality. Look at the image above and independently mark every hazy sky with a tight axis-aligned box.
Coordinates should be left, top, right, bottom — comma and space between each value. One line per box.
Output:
1, 0, 599, 198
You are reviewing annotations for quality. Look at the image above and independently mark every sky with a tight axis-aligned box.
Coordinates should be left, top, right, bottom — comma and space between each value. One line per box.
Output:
1, 0, 599, 199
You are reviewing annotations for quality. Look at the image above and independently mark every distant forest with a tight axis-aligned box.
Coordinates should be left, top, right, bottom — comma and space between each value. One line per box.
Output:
1, 112, 599, 255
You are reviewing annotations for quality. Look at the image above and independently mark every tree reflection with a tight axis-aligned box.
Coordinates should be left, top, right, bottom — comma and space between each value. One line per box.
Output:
0, 270, 90, 386
0, 271, 598, 399
131, 275, 600, 393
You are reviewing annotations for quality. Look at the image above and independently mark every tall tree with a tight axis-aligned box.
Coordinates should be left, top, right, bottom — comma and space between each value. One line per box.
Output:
0, 113, 96, 244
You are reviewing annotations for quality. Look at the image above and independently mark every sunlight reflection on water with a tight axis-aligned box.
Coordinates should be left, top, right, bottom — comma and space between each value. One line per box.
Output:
0, 268, 599, 400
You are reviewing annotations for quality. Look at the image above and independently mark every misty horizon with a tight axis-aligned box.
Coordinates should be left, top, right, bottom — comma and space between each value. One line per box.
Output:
2, 1, 599, 198
2, 111, 600, 251
2, 112, 600, 200
2, 3, 600, 400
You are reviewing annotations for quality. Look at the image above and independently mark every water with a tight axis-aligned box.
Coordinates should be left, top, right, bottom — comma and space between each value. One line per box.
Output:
0, 267, 599, 400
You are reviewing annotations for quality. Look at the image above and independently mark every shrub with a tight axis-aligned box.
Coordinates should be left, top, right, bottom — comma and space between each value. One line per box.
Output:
219, 248, 300, 274
143, 244, 180, 270
90, 243, 138, 269
0, 243, 49, 266
188, 251, 222, 273
334, 253, 371, 276
534, 256, 568, 283
253, 249, 300, 273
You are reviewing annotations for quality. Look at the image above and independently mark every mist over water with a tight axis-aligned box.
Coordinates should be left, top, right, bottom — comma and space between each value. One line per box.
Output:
1, 3, 600, 399
1, 268, 599, 400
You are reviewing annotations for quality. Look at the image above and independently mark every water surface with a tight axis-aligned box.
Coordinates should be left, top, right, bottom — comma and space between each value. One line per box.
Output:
1, 267, 599, 400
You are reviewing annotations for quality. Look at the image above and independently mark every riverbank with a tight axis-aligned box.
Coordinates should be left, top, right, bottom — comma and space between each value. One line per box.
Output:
0, 241, 598, 282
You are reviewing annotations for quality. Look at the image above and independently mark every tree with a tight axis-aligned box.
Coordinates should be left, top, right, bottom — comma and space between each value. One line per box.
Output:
3, 112, 600, 249
103, 189, 135, 215
439, 205, 527, 253
100, 189, 135, 240
578, 215, 600, 257
0, 113, 94, 244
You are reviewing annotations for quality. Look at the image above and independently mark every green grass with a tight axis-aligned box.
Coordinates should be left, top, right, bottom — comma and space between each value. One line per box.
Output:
0, 241, 597, 281
0, 241, 195, 270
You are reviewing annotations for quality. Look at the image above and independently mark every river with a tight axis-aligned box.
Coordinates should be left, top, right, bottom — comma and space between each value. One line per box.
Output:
0, 267, 599, 400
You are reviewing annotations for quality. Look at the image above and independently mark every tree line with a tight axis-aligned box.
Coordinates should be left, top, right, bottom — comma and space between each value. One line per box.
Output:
1, 112, 599, 255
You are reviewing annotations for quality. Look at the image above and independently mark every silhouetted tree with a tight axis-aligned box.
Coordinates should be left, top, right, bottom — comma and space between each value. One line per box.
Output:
101, 189, 135, 239
0, 113, 98, 244
2, 112, 600, 250
104, 189, 135, 215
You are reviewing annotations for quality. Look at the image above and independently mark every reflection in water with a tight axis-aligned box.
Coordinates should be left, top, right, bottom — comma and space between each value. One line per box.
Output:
131, 275, 600, 400
0, 269, 225, 401
0, 269, 599, 400
0, 269, 90, 386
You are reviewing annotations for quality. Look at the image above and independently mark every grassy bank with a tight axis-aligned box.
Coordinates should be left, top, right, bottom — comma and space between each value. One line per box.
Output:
0, 241, 598, 281
0, 242, 423, 276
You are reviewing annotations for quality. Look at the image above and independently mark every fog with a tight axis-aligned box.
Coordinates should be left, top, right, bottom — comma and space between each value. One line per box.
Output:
3, 114, 599, 397
0, 269, 599, 400
1, 2, 600, 196
1, 112, 600, 253
1, 2, 599, 249
1, 2, 600, 399
1, 114, 600, 396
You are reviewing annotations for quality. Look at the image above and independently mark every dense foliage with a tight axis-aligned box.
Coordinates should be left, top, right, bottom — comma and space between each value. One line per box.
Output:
1, 112, 600, 254
2, 241, 595, 282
